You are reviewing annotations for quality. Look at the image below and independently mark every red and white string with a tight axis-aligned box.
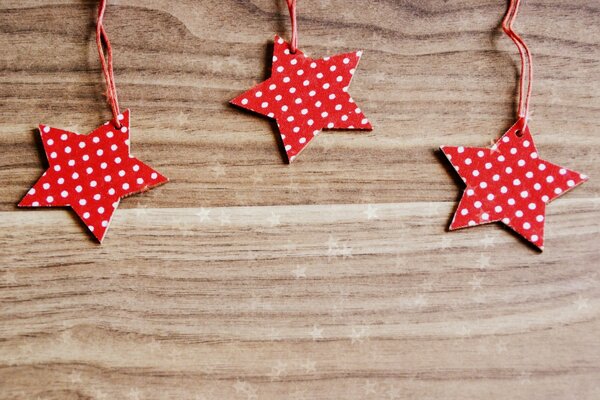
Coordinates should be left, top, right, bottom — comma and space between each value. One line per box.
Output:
96, 0, 121, 127
502, 0, 533, 121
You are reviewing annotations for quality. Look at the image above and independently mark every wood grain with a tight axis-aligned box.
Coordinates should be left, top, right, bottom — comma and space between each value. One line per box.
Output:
1, 1, 599, 399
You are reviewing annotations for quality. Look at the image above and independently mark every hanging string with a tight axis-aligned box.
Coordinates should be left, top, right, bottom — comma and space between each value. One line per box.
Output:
96, 0, 121, 127
501, 0, 533, 121
285, 0, 298, 53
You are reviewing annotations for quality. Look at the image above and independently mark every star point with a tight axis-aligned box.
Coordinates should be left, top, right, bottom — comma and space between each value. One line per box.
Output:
231, 35, 372, 162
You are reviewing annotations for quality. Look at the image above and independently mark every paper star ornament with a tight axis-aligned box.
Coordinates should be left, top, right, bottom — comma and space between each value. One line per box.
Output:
231, 35, 372, 162
440, 118, 587, 249
19, 110, 168, 242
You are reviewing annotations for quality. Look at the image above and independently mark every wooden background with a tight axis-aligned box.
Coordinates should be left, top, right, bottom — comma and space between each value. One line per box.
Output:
1, 1, 599, 399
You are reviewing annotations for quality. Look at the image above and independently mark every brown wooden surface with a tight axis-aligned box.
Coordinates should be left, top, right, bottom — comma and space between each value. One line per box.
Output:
1, 1, 599, 399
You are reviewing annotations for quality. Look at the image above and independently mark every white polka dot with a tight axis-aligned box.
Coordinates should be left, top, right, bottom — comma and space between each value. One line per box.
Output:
72, 172, 79, 179
60, 134, 68, 141
477, 151, 485, 157
513, 179, 521, 186
508, 198, 516, 205
474, 201, 482, 208
104, 175, 111, 182
518, 159, 525, 167
28, 188, 36, 195
523, 140, 530, 148
487, 194, 494, 201
93, 137, 100, 143
481, 213, 489, 220
309, 91, 316, 97
528, 203, 536, 210
520, 190, 529, 198
315, 101, 322, 107
269, 84, 277, 90
485, 162, 492, 169
510, 148, 517, 155
341, 115, 348, 121
472, 170, 480, 177
530, 152, 538, 159
119, 170, 125, 177
46, 196, 53, 203
277, 66, 284, 73
505, 167, 513, 174
75, 185, 82, 193
79, 199, 86, 206
531, 234, 539, 242
461, 209, 469, 216
525, 171, 533, 178
241, 98, 248, 105
282, 105, 289, 112
567, 180, 575, 187
96, 149, 104, 156
299, 137, 306, 144
50, 152, 57, 159
287, 116, 294, 122
327, 122, 334, 129
57, 178, 64, 184
68, 160, 75, 166
480, 182, 487, 189
289, 87, 296, 94
497, 155, 505, 162
523, 222, 531, 230
466, 189, 475, 196
502, 217, 510, 224
82, 154, 89, 161
536, 215, 544, 222
546, 176, 554, 183
494, 205, 502, 213
98, 207, 105, 214
88, 226, 94, 231
133, 165, 140, 172
42, 126, 50, 133
43, 183, 50, 190
101, 220, 108, 227
151, 173, 158, 180
90, 180, 97, 187
321, 111, 328, 118
120, 126, 128, 133
559, 168, 567, 175
83, 212, 90, 219
554, 187, 562, 194
502, 136, 510, 143
515, 210, 524, 217
538, 163, 546, 171
295, 98, 302, 104
492, 174, 500, 181
468, 220, 476, 226
534, 183, 541, 190
303, 80, 310, 86
79, 142, 86, 149
54, 165, 61, 172
136, 178, 144, 185
60, 190, 69, 198
343, 57, 350, 64
322, 83, 330, 90
465, 158, 472, 165
293, 127, 300, 133
255, 91, 262, 98
297, 69, 304, 76
542, 195, 549, 202
284, 145, 292, 151
115, 157, 121, 164
310, 62, 317, 68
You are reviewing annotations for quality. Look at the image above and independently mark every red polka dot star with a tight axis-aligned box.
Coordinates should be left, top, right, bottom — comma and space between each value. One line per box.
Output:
440, 118, 587, 250
19, 110, 168, 242
231, 36, 372, 162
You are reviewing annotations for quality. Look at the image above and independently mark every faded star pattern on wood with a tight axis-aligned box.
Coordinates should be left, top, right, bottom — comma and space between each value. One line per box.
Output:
440, 118, 588, 250
231, 35, 372, 162
18, 110, 168, 242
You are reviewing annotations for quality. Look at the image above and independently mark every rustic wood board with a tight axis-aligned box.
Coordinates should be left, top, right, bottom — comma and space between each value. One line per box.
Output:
1, 1, 599, 399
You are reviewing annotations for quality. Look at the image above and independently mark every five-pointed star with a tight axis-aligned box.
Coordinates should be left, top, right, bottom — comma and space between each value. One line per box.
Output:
440, 118, 587, 250
231, 35, 372, 162
19, 110, 168, 242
